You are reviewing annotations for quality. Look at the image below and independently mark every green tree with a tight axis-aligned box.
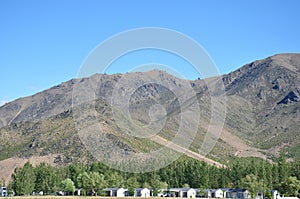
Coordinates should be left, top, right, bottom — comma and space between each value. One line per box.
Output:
142, 182, 151, 188
241, 174, 264, 198
264, 162, 273, 190
89, 172, 107, 196
77, 171, 107, 196
77, 172, 91, 195
278, 176, 300, 196
197, 186, 207, 197
35, 162, 57, 195
67, 163, 86, 188
11, 161, 35, 195
230, 162, 244, 188
150, 174, 167, 196
272, 164, 280, 188
277, 153, 290, 183
106, 172, 125, 188
61, 178, 75, 195
291, 160, 300, 180
127, 176, 140, 196
265, 190, 272, 199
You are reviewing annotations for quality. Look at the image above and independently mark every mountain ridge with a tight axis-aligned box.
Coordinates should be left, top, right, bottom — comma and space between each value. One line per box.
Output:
0, 53, 299, 175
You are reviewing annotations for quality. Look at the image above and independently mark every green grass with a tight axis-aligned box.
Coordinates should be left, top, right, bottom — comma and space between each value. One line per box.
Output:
0, 137, 32, 161
285, 144, 300, 159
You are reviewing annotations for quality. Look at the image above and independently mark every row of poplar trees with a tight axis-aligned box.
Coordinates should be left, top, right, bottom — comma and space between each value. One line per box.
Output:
6, 154, 300, 197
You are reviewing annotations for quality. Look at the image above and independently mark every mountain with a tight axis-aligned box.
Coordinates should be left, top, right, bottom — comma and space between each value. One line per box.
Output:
223, 53, 300, 156
0, 53, 299, 180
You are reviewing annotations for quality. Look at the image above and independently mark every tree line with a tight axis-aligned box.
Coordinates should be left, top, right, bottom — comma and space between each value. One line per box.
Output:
3, 154, 300, 197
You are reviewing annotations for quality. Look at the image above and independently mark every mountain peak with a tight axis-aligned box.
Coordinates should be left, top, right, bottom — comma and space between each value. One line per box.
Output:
269, 53, 300, 72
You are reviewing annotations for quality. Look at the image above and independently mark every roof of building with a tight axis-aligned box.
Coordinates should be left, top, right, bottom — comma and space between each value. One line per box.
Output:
135, 188, 150, 191
104, 188, 127, 191
221, 188, 248, 193
170, 188, 195, 191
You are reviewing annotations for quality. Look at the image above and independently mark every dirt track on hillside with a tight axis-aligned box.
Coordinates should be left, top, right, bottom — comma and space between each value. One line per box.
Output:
150, 135, 224, 167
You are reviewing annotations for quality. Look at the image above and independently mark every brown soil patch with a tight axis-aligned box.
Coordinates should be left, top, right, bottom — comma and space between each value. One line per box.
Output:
0, 154, 58, 185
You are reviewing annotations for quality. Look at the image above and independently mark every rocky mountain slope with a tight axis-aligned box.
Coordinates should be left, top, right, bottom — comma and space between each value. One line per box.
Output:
0, 53, 299, 177
223, 53, 300, 156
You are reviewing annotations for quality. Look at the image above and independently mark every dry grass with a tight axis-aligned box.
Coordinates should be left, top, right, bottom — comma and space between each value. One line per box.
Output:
3, 197, 201, 199
0, 154, 58, 184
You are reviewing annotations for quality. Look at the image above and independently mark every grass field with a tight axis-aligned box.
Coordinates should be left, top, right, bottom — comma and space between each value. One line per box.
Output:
3, 197, 191, 199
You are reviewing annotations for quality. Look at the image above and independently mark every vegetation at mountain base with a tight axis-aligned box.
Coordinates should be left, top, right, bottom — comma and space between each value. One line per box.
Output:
277, 176, 300, 196
11, 161, 35, 195
241, 174, 265, 198
60, 179, 76, 195
5, 154, 300, 197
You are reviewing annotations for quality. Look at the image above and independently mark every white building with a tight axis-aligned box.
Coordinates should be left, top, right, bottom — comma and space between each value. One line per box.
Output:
135, 188, 151, 197
271, 190, 280, 199
104, 188, 128, 197
170, 188, 196, 198
204, 189, 224, 198
0, 187, 8, 197
195, 189, 224, 198
222, 188, 251, 199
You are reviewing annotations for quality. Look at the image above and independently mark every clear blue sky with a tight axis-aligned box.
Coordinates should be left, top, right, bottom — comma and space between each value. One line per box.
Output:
0, 0, 299, 105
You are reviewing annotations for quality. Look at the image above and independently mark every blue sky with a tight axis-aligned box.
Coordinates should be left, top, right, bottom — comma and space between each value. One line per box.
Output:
0, 0, 299, 105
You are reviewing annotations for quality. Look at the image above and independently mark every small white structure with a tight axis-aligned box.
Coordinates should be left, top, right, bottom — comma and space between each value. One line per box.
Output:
204, 189, 224, 198
222, 188, 251, 199
135, 188, 150, 197
202, 189, 225, 198
170, 188, 196, 198
255, 191, 264, 199
0, 187, 8, 197
271, 190, 280, 199
75, 189, 81, 196
105, 188, 128, 197
215, 189, 225, 198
